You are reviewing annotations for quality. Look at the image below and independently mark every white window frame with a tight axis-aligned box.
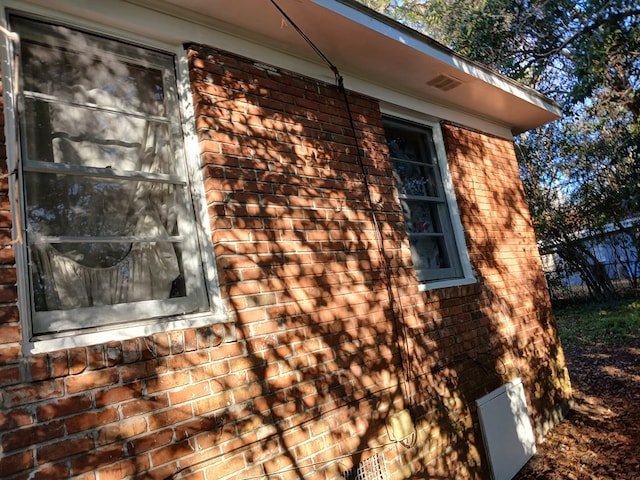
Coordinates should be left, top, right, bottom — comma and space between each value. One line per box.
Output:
1, 8, 227, 354
382, 109, 476, 290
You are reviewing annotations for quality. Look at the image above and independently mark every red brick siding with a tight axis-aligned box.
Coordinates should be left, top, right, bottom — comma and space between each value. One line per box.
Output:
386, 124, 572, 477
442, 123, 571, 430
0, 43, 570, 480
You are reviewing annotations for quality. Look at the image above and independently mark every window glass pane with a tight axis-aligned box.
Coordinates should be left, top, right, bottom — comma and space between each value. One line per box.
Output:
392, 160, 438, 197
409, 236, 450, 271
400, 199, 443, 233
387, 126, 436, 165
30, 240, 185, 312
25, 173, 180, 240
24, 100, 175, 174
19, 21, 167, 116
26, 168, 185, 310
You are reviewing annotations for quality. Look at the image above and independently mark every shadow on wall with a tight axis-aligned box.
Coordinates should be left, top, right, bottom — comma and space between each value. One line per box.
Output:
442, 124, 572, 435
163, 45, 571, 480
0, 38, 570, 480
180, 43, 413, 479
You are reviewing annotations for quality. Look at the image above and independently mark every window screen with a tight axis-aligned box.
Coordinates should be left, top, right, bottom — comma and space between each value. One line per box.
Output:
12, 15, 208, 334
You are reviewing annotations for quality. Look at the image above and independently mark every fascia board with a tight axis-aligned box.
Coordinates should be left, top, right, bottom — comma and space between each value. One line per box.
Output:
313, 0, 562, 128
4, 0, 561, 134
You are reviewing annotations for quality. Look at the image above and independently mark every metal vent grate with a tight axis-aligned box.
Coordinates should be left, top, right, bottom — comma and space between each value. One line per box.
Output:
426, 73, 463, 91
342, 453, 388, 480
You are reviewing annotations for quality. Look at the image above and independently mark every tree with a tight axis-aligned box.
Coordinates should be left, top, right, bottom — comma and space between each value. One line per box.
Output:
357, 0, 640, 299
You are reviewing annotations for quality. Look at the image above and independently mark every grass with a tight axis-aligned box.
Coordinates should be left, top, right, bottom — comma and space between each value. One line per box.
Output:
554, 298, 640, 347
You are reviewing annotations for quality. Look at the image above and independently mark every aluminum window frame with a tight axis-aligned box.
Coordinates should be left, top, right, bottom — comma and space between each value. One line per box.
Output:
382, 112, 476, 290
2, 9, 227, 353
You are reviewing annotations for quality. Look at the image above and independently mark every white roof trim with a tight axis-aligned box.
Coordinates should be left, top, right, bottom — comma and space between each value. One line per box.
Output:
319, 0, 561, 119
4, 0, 561, 135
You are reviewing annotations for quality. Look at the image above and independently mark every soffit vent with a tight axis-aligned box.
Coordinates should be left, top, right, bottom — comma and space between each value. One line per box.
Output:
342, 452, 388, 480
426, 73, 463, 91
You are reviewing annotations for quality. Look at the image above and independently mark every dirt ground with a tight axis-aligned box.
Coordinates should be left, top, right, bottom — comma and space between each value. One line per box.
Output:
514, 343, 640, 480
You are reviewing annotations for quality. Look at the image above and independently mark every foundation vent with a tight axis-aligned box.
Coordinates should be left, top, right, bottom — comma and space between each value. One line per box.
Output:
476, 377, 536, 480
342, 452, 388, 480
426, 73, 463, 91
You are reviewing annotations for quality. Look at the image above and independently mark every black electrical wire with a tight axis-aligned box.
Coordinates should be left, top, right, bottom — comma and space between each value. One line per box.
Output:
268, 0, 415, 395
168, 5, 418, 478
268, 0, 342, 85
338, 85, 414, 389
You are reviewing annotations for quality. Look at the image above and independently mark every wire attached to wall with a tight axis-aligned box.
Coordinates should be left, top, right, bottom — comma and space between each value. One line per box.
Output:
171, 5, 421, 479
268, 0, 341, 85
268, 1, 415, 399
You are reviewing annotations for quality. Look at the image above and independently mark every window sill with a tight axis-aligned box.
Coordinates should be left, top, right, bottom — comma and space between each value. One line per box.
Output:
418, 275, 477, 292
25, 310, 233, 354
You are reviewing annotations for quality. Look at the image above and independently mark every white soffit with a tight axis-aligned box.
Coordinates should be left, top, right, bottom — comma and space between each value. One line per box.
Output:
9, 0, 561, 136
153, 0, 561, 135
320, 0, 562, 133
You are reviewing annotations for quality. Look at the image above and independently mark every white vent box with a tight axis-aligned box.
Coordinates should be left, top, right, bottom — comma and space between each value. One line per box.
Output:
476, 377, 536, 480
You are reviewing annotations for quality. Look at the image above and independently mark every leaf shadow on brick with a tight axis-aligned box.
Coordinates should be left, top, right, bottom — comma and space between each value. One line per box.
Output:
154, 45, 570, 480
0, 41, 570, 480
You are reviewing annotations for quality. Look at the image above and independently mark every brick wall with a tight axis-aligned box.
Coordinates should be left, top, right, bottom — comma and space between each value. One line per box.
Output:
0, 43, 570, 480
390, 125, 572, 477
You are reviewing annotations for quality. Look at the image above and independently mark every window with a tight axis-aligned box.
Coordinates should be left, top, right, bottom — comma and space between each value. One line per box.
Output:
10, 16, 210, 336
384, 118, 465, 283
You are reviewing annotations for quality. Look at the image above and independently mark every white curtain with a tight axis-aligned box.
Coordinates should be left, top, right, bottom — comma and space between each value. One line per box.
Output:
28, 87, 181, 311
